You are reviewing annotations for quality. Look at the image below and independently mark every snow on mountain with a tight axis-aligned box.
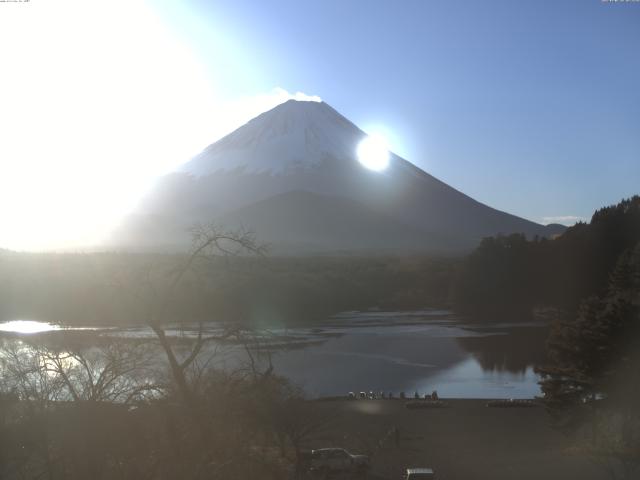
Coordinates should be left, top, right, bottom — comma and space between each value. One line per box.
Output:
181, 100, 367, 175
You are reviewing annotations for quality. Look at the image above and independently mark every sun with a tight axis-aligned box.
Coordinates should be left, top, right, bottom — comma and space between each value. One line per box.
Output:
357, 134, 390, 171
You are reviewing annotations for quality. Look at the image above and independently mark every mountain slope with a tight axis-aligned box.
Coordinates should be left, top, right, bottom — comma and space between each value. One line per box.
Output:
110, 100, 564, 253
217, 190, 461, 254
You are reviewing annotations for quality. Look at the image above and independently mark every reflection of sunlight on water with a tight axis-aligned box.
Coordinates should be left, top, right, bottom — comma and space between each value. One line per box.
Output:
0, 338, 164, 403
0, 320, 60, 334
0, 339, 80, 379
41, 352, 80, 376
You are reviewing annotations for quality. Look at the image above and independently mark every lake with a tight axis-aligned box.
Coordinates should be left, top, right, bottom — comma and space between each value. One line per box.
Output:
257, 310, 547, 399
0, 310, 547, 399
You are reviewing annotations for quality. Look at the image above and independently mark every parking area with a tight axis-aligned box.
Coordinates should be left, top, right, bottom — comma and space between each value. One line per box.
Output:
302, 399, 609, 480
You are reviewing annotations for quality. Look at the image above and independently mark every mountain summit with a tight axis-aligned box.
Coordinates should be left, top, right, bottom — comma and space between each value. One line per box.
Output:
111, 100, 562, 253
182, 100, 364, 176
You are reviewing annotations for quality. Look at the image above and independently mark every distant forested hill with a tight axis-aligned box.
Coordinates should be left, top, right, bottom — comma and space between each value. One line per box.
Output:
453, 196, 640, 319
0, 253, 456, 327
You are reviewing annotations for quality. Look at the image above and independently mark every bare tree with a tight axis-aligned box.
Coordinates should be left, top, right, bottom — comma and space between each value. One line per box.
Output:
1, 338, 161, 405
112, 224, 265, 407
153, 224, 264, 406
105, 223, 274, 479
0, 336, 164, 480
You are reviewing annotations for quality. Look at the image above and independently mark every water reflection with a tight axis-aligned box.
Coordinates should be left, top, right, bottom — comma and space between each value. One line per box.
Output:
264, 313, 547, 398
409, 358, 541, 399
0, 336, 163, 404
455, 326, 548, 374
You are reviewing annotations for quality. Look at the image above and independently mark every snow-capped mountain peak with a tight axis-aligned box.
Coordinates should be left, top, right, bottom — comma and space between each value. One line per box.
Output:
181, 100, 367, 176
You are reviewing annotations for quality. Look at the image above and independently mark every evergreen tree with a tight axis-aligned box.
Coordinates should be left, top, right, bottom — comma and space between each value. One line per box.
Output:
537, 243, 640, 479
454, 196, 640, 320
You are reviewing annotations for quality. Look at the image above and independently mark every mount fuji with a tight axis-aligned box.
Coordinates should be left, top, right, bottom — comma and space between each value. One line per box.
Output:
110, 100, 564, 253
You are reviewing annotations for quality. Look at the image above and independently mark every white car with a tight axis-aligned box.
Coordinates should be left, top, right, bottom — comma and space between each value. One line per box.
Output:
404, 467, 436, 479
310, 448, 370, 474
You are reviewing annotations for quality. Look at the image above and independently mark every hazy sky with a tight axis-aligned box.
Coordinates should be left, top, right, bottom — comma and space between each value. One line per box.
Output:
0, 0, 638, 250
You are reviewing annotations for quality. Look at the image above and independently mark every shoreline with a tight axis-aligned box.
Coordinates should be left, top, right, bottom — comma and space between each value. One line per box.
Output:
315, 396, 541, 402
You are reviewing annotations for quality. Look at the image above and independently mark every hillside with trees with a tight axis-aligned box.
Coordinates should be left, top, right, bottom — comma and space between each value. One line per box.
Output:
453, 196, 640, 319
455, 196, 640, 478
0, 250, 456, 328
537, 238, 640, 479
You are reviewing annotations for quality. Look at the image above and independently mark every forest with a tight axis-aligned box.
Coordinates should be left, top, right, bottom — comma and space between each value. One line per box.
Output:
454, 196, 640, 320
0, 248, 456, 328
456, 196, 640, 478
2, 196, 638, 330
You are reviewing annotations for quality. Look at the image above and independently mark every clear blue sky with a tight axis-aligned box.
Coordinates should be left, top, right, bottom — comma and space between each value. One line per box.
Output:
154, 0, 639, 226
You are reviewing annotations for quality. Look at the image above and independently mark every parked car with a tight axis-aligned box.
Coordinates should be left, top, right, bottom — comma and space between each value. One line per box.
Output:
404, 467, 436, 479
310, 448, 370, 474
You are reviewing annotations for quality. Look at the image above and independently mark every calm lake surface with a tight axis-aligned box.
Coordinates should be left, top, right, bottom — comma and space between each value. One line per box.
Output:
0, 310, 547, 399
261, 311, 547, 399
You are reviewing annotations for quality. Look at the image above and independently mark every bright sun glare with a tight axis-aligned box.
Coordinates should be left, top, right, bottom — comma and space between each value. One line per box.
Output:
0, 1, 326, 251
357, 134, 390, 171
0, 320, 60, 334
0, 1, 220, 251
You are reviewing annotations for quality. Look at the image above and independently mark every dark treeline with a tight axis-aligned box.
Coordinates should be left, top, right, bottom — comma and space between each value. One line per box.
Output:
538, 213, 640, 478
0, 252, 457, 327
454, 196, 640, 320
3, 196, 638, 328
